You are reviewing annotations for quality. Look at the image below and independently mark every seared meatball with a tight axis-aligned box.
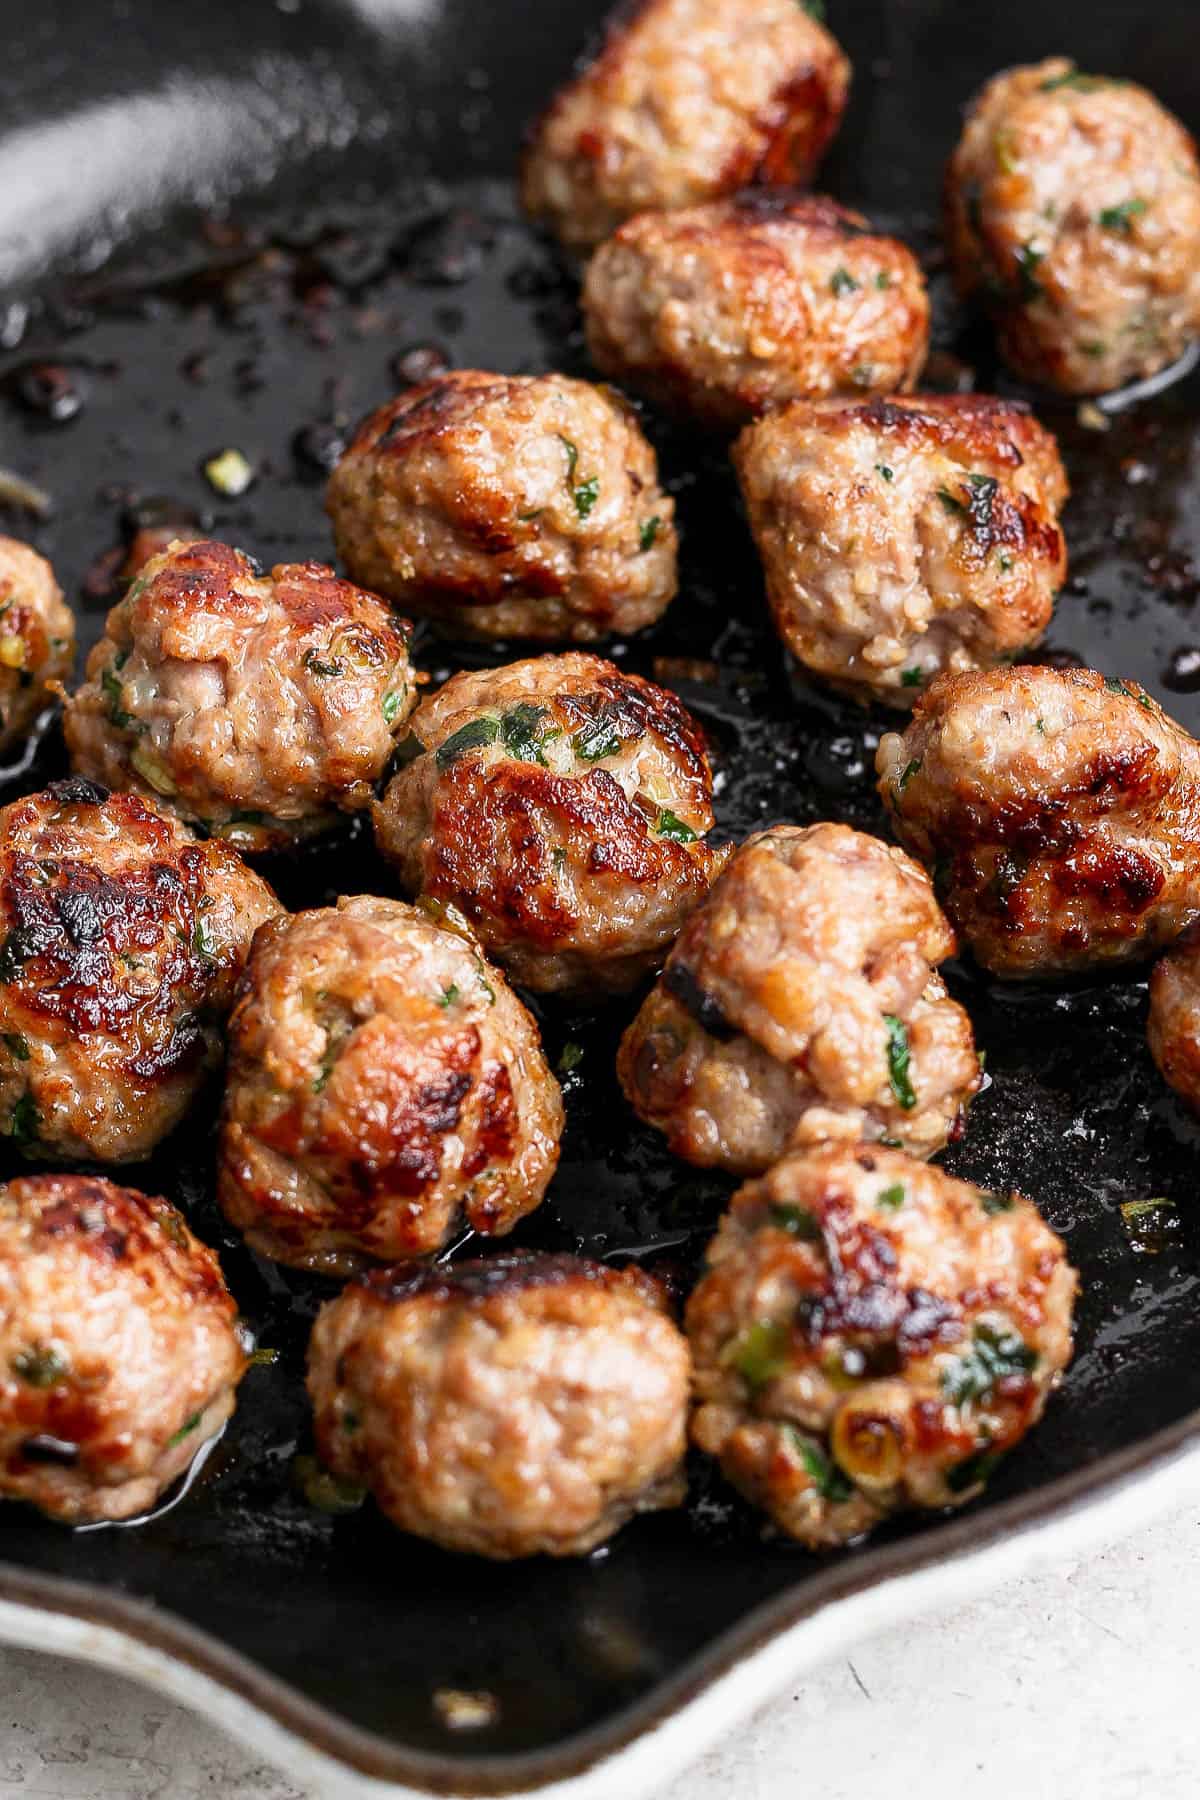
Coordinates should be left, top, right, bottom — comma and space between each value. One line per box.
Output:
688, 1145, 1076, 1548
373, 653, 726, 996
0, 1174, 246, 1523
218, 897, 562, 1275
307, 1252, 690, 1558
0, 779, 281, 1163
326, 372, 677, 644
0, 539, 74, 757
878, 666, 1200, 978
618, 824, 980, 1174
1148, 936, 1200, 1111
520, 0, 851, 251
733, 394, 1068, 708
945, 58, 1200, 394
583, 193, 929, 429
63, 539, 417, 853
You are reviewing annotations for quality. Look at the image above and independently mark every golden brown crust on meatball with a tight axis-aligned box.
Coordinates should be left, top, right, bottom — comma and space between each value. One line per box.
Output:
373, 653, 727, 996
687, 1145, 1076, 1547
877, 666, 1200, 977
618, 823, 980, 1173
520, 0, 851, 251
0, 539, 75, 758
0, 1174, 246, 1523
0, 779, 281, 1163
945, 57, 1200, 394
63, 539, 417, 853
583, 193, 929, 428
325, 372, 677, 644
1148, 934, 1200, 1110
307, 1250, 690, 1558
218, 897, 562, 1276
733, 393, 1069, 708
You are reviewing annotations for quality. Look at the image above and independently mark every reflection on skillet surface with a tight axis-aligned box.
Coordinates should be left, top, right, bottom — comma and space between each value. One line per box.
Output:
2, 0, 1200, 1770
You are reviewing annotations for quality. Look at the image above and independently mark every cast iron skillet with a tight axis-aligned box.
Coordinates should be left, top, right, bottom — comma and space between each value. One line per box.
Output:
2, 0, 1200, 1790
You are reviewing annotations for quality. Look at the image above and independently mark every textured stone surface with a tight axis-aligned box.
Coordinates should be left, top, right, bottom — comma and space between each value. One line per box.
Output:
0, 1501, 1196, 1798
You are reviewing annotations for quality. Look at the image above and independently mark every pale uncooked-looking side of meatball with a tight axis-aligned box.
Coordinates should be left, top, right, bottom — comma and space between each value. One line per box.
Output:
688, 1145, 1077, 1548
218, 897, 563, 1275
0, 779, 281, 1163
583, 192, 929, 428
0, 539, 75, 758
733, 393, 1069, 708
877, 666, 1200, 977
1148, 935, 1200, 1110
945, 57, 1200, 393
0, 1174, 246, 1523
374, 653, 727, 996
326, 372, 678, 644
64, 539, 417, 853
307, 1252, 691, 1558
520, 0, 851, 250
618, 823, 980, 1173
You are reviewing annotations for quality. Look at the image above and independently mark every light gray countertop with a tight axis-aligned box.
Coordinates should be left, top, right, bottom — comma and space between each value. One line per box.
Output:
0, 1496, 1195, 1799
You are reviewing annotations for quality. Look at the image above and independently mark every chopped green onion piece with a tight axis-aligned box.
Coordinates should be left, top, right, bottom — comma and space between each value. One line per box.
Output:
883, 1013, 916, 1110
876, 1183, 906, 1211
436, 716, 501, 768
728, 1319, 790, 1390
655, 807, 698, 843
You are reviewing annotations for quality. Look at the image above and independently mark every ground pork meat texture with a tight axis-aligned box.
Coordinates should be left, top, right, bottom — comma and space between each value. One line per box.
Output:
733, 393, 1068, 708
520, 0, 851, 251
63, 538, 417, 854
618, 823, 980, 1174
325, 371, 677, 644
583, 192, 929, 429
945, 57, 1200, 394
373, 653, 727, 996
877, 666, 1200, 978
306, 1251, 690, 1558
0, 540, 75, 759
1148, 935, 1200, 1111
0, 1174, 246, 1524
687, 1144, 1076, 1548
0, 779, 281, 1163
218, 896, 563, 1276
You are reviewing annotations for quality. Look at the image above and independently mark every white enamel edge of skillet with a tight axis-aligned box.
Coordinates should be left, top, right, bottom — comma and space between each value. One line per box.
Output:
0, 1438, 1197, 1800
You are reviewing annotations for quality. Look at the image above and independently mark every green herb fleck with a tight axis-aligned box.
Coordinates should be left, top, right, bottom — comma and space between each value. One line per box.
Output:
558, 1040, 584, 1075
436, 716, 501, 768
573, 475, 600, 519
941, 1322, 1037, 1406
876, 271, 892, 290
192, 914, 218, 962
475, 961, 496, 1005
101, 662, 137, 731
500, 702, 552, 765
883, 1013, 916, 1110
7, 1091, 39, 1147
767, 1203, 822, 1240
901, 666, 923, 687
438, 984, 460, 1008
11, 1345, 67, 1388
639, 516, 662, 553
729, 1319, 790, 1390
168, 1411, 203, 1449
655, 808, 698, 844
876, 464, 894, 482
303, 648, 344, 679
785, 1428, 854, 1502
1098, 198, 1148, 233
998, 550, 1014, 572
571, 713, 623, 763
1, 1032, 28, 1062
830, 267, 860, 297
897, 757, 921, 792
382, 689, 405, 726
877, 1183, 906, 1211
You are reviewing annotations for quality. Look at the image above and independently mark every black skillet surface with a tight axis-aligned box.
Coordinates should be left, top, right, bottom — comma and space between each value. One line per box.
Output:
1, 0, 1200, 1788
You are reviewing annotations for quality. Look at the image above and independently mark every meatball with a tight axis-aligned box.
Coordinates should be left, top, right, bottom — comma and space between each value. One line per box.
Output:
373, 653, 726, 996
618, 823, 980, 1174
325, 372, 677, 644
583, 193, 929, 429
63, 538, 417, 853
877, 666, 1200, 978
307, 1251, 690, 1558
0, 1174, 246, 1523
732, 393, 1069, 708
945, 57, 1200, 394
218, 897, 563, 1275
0, 779, 281, 1163
1148, 935, 1200, 1111
520, 0, 851, 251
0, 539, 75, 757
688, 1144, 1076, 1548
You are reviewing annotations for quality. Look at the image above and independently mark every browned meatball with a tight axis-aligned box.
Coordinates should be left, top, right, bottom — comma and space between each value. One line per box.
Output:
0, 779, 281, 1163
945, 58, 1200, 394
583, 193, 929, 429
688, 1145, 1076, 1548
618, 824, 980, 1174
733, 394, 1068, 708
307, 1252, 690, 1558
63, 539, 417, 854
218, 897, 563, 1276
1148, 935, 1200, 1110
325, 373, 677, 644
0, 1174, 247, 1523
373, 654, 726, 996
878, 666, 1200, 978
0, 539, 74, 757
520, 0, 851, 251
